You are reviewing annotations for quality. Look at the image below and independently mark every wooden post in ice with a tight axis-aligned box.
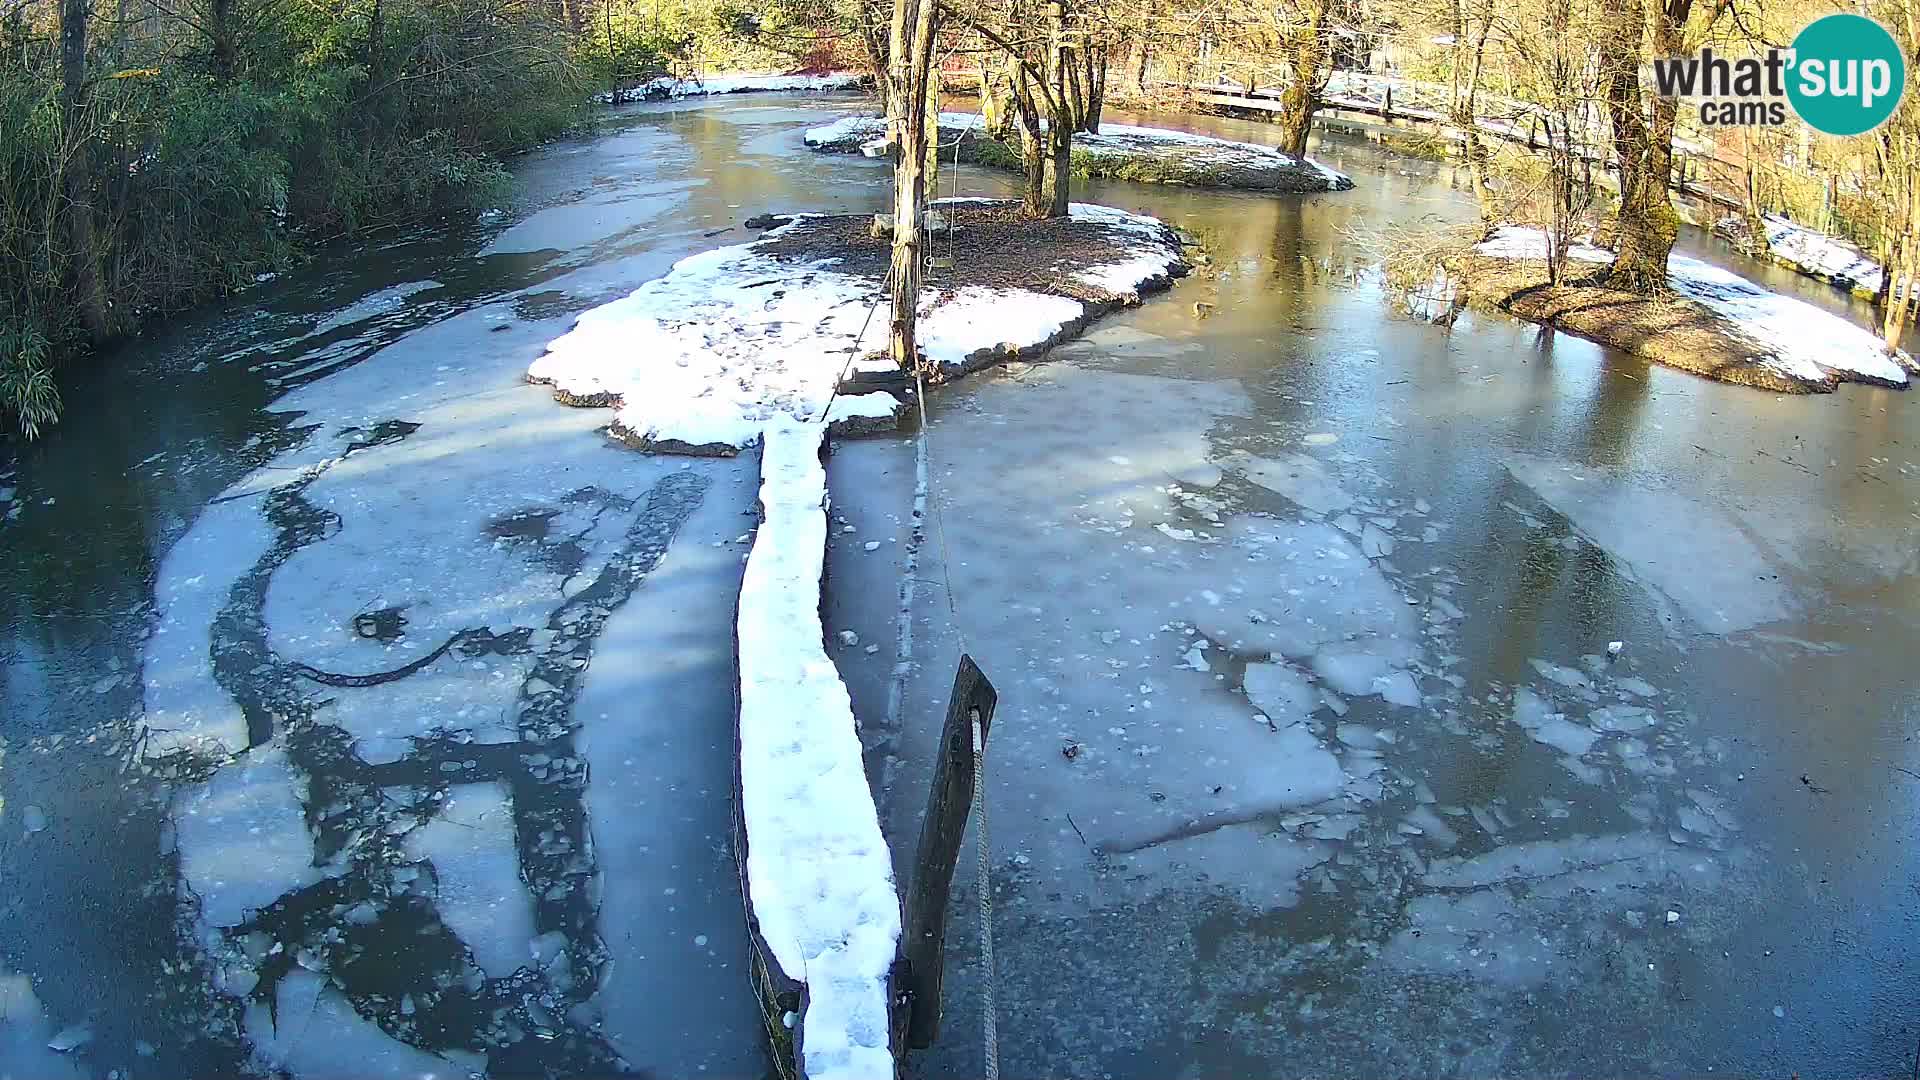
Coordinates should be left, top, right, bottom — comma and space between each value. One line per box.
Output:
902, 654, 997, 1049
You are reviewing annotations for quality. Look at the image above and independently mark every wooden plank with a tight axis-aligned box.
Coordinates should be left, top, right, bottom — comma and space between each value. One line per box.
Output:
901, 653, 998, 1049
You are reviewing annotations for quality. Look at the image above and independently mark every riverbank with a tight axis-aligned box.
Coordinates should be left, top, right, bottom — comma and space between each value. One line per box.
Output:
804, 112, 1353, 194
594, 72, 867, 104
527, 198, 1189, 453
1714, 214, 1885, 299
1444, 226, 1913, 393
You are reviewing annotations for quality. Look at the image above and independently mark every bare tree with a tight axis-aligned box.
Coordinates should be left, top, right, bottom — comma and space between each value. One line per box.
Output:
885, 0, 940, 367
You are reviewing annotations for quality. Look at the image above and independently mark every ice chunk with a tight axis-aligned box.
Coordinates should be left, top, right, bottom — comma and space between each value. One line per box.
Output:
1227, 451, 1354, 517
1527, 658, 1593, 691
1589, 705, 1655, 732
1510, 688, 1598, 755
0, 972, 85, 1079
1506, 455, 1798, 634
401, 782, 533, 980
1242, 662, 1315, 725
142, 497, 271, 759
246, 970, 473, 1079
174, 745, 336, 928
1360, 523, 1395, 559
1114, 823, 1330, 910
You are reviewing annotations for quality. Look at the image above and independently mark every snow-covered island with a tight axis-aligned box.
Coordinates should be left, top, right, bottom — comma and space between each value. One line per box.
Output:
805, 112, 1354, 194
1441, 226, 1914, 393
595, 71, 866, 104
529, 198, 1189, 453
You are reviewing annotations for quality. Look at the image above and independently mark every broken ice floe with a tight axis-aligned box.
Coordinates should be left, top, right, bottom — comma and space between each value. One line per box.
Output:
174, 745, 340, 928
1505, 454, 1798, 635
400, 782, 533, 979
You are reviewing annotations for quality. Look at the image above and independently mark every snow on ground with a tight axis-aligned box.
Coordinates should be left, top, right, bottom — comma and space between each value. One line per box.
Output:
529, 204, 1184, 454
1075, 121, 1353, 188
1721, 214, 1885, 294
598, 72, 863, 104
1474, 225, 1910, 389
737, 420, 898, 1080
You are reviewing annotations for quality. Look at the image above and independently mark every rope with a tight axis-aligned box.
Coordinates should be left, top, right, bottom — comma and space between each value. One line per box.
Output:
970, 700, 998, 1080
913, 365, 993, 1079
813, 275, 890, 431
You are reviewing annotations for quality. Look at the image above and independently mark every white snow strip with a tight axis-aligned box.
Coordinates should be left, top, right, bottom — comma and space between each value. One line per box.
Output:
737, 420, 899, 1080
1473, 226, 1908, 388
531, 204, 1183, 451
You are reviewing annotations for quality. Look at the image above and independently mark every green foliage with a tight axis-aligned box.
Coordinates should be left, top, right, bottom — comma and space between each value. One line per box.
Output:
0, 0, 584, 437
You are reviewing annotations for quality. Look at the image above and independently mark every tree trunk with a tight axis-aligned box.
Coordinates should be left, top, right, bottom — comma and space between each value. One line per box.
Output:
858, 0, 889, 94
885, 0, 938, 371
1451, 0, 1495, 221
1063, 46, 1085, 130
1274, 0, 1331, 158
1011, 66, 1049, 217
925, 62, 941, 203
208, 0, 236, 79
1600, 0, 1690, 293
1047, 119, 1070, 215
60, 0, 109, 344
1044, 0, 1071, 215
1083, 43, 1105, 131
368, 0, 384, 90
1133, 28, 1150, 93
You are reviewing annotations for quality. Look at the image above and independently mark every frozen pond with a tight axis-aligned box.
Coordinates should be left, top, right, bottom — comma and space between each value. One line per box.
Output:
1, 95, 1917, 1079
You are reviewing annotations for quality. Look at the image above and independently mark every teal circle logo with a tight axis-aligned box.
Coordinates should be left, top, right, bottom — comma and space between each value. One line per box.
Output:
1787, 13, 1907, 136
